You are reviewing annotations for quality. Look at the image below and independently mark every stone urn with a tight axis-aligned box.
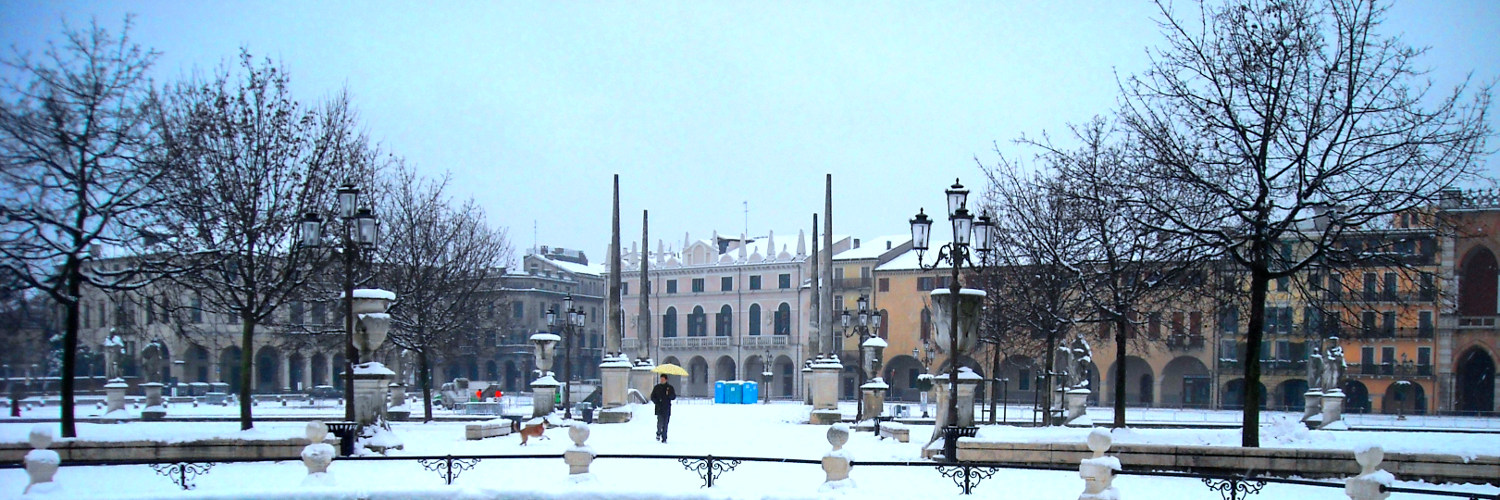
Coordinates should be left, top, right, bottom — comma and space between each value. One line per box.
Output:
530, 333, 561, 375
351, 289, 393, 362
929, 288, 986, 355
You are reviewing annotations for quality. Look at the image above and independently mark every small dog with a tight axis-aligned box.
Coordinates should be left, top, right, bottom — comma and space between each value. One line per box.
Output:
514, 417, 551, 446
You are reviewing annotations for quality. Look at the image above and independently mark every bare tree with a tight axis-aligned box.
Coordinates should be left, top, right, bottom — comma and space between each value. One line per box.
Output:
1020, 118, 1204, 428
979, 158, 1091, 424
1119, 0, 1492, 446
158, 52, 378, 430
0, 19, 182, 437
377, 166, 511, 422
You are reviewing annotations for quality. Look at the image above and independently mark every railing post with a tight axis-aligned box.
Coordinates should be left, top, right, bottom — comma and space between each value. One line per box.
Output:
706, 455, 715, 488
181, 465, 188, 491
446, 455, 454, 485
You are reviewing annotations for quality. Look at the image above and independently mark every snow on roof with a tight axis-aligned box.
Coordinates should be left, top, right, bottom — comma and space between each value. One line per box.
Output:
536, 255, 605, 276
874, 242, 952, 272
352, 289, 395, 300
833, 235, 911, 261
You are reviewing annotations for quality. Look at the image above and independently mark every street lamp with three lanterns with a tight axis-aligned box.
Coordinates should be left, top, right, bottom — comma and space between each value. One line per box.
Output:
298, 183, 379, 422
840, 295, 884, 420
546, 294, 587, 419
907, 178, 996, 462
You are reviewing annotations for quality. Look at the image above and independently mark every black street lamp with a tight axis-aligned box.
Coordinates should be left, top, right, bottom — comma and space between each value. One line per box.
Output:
298, 183, 379, 422
547, 294, 586, 419
841, 295, 882, 420
907, 178, 995, 462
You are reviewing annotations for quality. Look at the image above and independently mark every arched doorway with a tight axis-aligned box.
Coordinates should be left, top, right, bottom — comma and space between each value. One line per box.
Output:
1105, 356, 1155, 406
220, 347, 243, 393
287, 353, 305, 392
1456, 347, 1496, 413
714, 355, 737, 381
999, 356, 1038, 405
255, 346, 280, 393
504, 361, 519, 392
774, 355, 797, 398
311, 353, 328, 387
1275, 379, 1309, 411
331, 354, 345, 388
883, 354, 925, 402
1342, 380, 1371, 413
485, 360, 498, 381
1381, 380, 1427, 415
187, 344, 210, 383
1161, 356, 1211, 408
687, 356, 710, 397
1223, 378, 1268, 410
1459, 247, 1499, 316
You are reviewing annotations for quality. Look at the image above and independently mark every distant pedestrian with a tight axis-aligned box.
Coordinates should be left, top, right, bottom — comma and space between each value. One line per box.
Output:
650, 375, 676, 443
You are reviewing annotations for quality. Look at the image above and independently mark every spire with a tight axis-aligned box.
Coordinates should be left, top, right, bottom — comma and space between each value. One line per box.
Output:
607, 174, 623, 356
796, 230, 806, 257
638, 209, 651, 360
738, 232, 748, 260
767, 230, 777, 261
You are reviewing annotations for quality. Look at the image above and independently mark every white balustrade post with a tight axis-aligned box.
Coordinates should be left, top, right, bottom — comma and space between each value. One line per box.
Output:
23, 424, 61, 495
819, 423, 856, 492
301, 421, 337, 487
1344, 445, 1393, 500
1079, 428, 1120, 500
564, 422, 597, 484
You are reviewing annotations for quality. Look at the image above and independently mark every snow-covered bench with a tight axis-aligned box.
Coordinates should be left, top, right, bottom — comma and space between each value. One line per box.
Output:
464, 419, 513, 440
878, 421, 909, 442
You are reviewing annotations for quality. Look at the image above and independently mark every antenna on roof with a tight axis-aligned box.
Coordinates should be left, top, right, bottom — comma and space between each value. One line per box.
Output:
532, 219, 538, 255
743, 200, 749, 240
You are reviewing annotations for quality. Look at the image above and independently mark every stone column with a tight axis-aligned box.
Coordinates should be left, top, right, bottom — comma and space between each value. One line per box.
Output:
802, 364, 814, 405
532, 377, 559, 418
352, 364, 394, 428
860, 380, 887, 422
809, 356, 842, 424
597, 355, 633, 423
280, 353, 291, 393
104, 378, 128, 417
1302, 389, 1324, 428
1064, 388, 1092, 427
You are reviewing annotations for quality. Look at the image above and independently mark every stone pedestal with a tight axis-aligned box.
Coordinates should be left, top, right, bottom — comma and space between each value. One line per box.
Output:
563, 423, 596, 479
387, 384, 410, 422
597, 356, 632, 424
1319, 391, 1346, 430
1345, 445, 1394, 500
104, 378, 128, 418
352, 364, 395, 428
1064, 389, 1092, 427
141, 382, 166, 421
860, 381, 888, 422
300, 421, 336, 487
809, 358, 842, 425
929, 368, 980, 443
802, 366, 814, 405
531, 375, 560, 418
629, 361, 656, 404
1078, 428, 1119, 500
1301, 390, 1324, 427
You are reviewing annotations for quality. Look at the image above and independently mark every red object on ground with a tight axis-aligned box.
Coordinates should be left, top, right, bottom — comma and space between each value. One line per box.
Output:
476, 390, 482, 400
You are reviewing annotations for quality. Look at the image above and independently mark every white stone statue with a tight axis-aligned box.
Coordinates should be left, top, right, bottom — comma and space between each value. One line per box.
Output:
1306, 343, 1324, 393
1323, 338, 1345, 393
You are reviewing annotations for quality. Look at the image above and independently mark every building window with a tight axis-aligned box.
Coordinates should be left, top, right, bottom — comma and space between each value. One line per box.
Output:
1361, 310, 1376, 336
721, 276, 733, 291
1360, 346, 1375, 366
1380, 346, 1395, 365
1327, 273, 1342, 300
1418, 311, 1433, 337
1417, 346, 1431, 365
290, 301, 304, 325
1419, 274, 1436, 301
622, 283, 629, 296
879, 278, 889, 292
1221, 339, 1239, 360
1383, 272, 1397, 302
692, 279, 705, 293
688, 306, 707, 336
749, 275, 761, 290
667, 280, 678, 294
778, 274, 791, 289
920, 308, 932, 342
1147, 312, 1162, 338
774, 303, 791, 335
1018, 369, 1031, 391
749, 304, 761, 335
716, 305, 733, 336
1363, 273, 1377, 302
662, 307, 678, 337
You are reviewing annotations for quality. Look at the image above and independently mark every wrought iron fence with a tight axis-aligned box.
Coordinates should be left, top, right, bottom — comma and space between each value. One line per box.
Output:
4, 453, 1497, 499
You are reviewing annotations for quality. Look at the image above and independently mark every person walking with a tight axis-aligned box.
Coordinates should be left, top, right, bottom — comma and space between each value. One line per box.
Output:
650, 374, 676, 443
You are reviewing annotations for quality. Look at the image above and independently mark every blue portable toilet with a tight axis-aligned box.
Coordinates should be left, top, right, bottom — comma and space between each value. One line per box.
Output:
725, 381, 742, 404
741, 380, 758, 404
714, 381, 726, 404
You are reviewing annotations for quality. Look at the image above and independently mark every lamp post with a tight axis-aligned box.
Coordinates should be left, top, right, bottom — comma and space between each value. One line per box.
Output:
915, 343, 936, 417
907, 178, 995, 462
841, 295, 882, 420
298, 183, 379, 422
548, 294, 586, 419
762, 347, 774, 404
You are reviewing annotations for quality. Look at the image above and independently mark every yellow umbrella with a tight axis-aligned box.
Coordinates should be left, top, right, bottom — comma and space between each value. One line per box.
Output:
651, 363, 689, 377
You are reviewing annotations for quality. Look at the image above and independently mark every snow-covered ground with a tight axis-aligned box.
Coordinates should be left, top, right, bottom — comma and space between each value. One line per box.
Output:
2, 400, 1498, 499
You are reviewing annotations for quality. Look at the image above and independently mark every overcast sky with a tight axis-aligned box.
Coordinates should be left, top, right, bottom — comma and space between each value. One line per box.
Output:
3, 1, 1497, 265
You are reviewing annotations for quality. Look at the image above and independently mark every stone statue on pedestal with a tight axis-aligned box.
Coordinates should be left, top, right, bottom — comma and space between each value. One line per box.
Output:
1306, 343, 1323, 391
1323, 338, 1345, 393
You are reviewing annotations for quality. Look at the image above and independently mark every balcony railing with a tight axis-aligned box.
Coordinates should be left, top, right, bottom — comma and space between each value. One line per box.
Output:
1357, 363, 1432, 378
833, 277, 873, 290
1166, 334, 1205, 350
1353, 327, 1435, 340
659, 336, 733, 350
742, 335, 790, 348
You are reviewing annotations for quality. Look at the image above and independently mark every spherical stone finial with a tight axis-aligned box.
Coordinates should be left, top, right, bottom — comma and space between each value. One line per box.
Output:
1354, 445, 1384, 475
1086, 428, 1111, 458
306, 421, 329, 444
29, 424, 53, 450
827, 423, 850, 450
569, 422, 590, 446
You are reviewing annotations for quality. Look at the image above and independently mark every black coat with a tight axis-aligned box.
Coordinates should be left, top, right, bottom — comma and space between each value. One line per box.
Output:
650, 382, 676, 416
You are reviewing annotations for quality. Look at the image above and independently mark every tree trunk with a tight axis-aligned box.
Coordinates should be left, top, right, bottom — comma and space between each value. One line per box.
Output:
239, 316, 255, 430
1242, 266, 1270, 447
1042, 330, 1057, 425
419, 349, 433, 423
1113, 314, 1130, 428
59, 257, 82, 438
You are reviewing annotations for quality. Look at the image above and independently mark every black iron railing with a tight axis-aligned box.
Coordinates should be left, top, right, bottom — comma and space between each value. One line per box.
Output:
5, 453, 1497, 498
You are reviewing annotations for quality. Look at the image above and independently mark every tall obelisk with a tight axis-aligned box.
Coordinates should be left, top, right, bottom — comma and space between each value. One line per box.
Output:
821, 174, 835, 357
599, 175, 633, 421
809, 214, 821, 357
638, 210, 651, 360
607, 175, 623, 356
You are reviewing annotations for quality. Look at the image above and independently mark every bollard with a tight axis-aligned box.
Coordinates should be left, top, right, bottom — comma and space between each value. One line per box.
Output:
1344, 445, 1393, 500
1079, 428, 1120, 500
819, 423, 856, 492
564, 422, 597, 484
23, 424, 61, 495
301, 421, 337, 487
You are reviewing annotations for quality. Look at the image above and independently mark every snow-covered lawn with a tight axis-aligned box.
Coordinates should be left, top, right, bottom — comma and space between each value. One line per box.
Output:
2, 401, 1497, 499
